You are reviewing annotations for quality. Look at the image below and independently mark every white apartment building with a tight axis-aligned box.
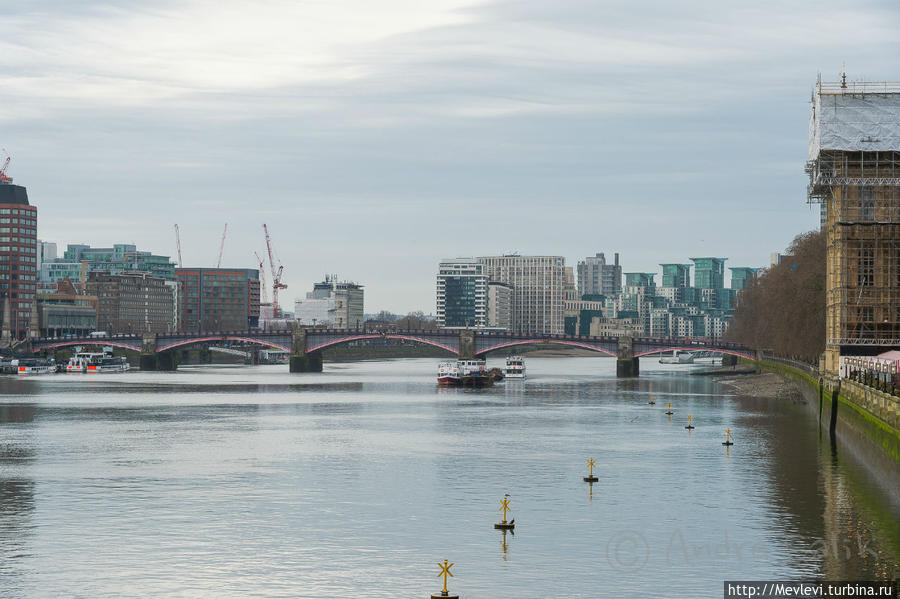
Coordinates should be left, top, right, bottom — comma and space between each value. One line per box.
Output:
479, 255, 565, 335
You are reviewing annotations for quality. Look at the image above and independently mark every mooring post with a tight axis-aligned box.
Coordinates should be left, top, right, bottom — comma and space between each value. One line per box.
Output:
616, 336, 639, 377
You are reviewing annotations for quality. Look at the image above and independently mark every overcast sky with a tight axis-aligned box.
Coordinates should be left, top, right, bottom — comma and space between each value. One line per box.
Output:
2, 0, 899, 313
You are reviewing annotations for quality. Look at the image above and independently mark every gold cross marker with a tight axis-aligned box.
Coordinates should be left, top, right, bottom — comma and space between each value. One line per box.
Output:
586, 458, 596, 477
499, 497, 511, 523
437, 560, 454, 593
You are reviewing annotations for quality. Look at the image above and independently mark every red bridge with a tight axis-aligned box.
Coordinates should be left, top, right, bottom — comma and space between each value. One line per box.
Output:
30, 328, 756, 377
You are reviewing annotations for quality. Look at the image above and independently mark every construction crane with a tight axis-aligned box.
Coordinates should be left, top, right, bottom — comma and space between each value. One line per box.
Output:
263, 223, 287, 317
0, 150, 12, 184
216, 223, 228, 268
174, 224, 183, 268
254, 251, 269, 304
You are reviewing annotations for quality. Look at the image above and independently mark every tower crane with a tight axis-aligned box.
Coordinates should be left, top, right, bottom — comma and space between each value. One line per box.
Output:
0, 150, 12, 183
254, 251, 269, 304
174, 224, 183, 268
216, 223, 228, 268
262, 224, 287, 317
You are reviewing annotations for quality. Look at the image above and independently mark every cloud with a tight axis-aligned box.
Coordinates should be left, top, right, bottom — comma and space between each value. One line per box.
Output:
1, 0, 899, 311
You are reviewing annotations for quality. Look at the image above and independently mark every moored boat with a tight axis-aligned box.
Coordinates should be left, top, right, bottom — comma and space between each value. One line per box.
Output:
16, 358, 57, 375
505, 356, 525, 378
458, 359, 494, 387
438, 361, 461, 386
659, 350, 694, 364
67, 352, 131, 373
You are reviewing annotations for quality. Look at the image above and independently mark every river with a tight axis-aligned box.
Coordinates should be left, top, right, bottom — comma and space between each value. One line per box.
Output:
1, 357, 897, 598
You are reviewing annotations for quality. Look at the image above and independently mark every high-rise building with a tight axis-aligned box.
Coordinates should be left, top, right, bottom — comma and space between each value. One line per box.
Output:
729, 267, 758, 291
436, 259, 487, 328
660, 264, 691, 288
577, 252, 621, 298
295, 277, 365, 328
0, 176, 38, 340
85, 271, 175, 334
807, 76, 900, 373
480, 255, 565, 334
487, 281, 513, 330
175, 268, 260, 332
63, 243, 175, 280
690, 257, 726, 290
37, 240, 56, 271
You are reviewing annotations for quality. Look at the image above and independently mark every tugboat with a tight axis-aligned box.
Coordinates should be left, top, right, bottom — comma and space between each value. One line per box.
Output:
505, 356, 526, 379
458, 359, 494, 387
437, 359, 495, 387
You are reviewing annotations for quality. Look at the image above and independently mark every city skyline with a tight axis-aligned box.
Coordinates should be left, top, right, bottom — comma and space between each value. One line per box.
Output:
3, 1, 899, 313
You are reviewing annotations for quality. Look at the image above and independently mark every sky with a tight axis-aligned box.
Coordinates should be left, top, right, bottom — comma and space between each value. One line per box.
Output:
2, 0, 899, 314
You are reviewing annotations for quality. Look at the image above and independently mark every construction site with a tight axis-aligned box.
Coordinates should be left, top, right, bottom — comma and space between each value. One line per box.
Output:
807, 75, 900, 374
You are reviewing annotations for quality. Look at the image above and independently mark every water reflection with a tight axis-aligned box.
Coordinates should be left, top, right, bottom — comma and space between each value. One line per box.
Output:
0, 359, 895, 597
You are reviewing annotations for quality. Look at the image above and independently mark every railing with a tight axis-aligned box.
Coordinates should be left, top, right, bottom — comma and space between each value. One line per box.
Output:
763, 354, 820, 378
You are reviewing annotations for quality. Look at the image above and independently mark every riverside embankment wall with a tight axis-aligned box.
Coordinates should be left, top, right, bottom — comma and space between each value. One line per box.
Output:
757, 359, 900, 499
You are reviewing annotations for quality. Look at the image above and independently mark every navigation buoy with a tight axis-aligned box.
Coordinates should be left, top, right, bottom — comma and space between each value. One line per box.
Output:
648, 393, 655, 405
685, 415, 695, 430
494, 495, 515, 530
431, 560, 459, 599
665, 402, 673, 415
583, 457, 599, 483
722, 428, 734, 446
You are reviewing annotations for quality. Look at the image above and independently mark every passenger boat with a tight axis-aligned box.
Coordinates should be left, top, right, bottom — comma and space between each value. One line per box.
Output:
67, 352, 131, 373
16, 358, 57, 375
90, 356, 131, 373
438, 361, 461, 386
505, 356, 526, 379
659, 350, 695, 364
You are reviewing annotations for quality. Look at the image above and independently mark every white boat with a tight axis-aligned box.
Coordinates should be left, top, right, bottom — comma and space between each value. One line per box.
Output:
438, 361, 461, 386
67, 352, 131, 373
659, 350, 695, 364
17, 358, 57, 374
505, 356, 526, 378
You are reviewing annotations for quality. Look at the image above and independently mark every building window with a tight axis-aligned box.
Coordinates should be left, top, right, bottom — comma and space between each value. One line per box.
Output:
858, 185, 875, 221
857, 246, 875, 287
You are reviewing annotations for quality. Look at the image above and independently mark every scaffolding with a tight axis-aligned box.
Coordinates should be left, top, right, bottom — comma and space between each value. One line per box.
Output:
808, 80, 900, 373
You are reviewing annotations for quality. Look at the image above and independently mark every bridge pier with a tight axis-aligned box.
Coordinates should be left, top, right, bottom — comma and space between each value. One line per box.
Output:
290, 327, 323, 373
616, 336, 639, 378
458, 329, 475, 360
140, 334, 177, 371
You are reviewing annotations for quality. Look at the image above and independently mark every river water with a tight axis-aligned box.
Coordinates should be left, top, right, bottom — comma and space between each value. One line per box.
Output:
0, 357, 898, 598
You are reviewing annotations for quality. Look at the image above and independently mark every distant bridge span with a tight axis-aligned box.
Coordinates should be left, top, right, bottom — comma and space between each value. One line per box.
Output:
30, 328, 755, 377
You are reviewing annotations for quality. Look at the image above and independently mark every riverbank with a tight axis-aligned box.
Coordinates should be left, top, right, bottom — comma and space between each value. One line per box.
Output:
712, 370, 807, 403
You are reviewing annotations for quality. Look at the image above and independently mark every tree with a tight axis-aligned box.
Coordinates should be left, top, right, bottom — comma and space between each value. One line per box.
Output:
726, 230, 825, 364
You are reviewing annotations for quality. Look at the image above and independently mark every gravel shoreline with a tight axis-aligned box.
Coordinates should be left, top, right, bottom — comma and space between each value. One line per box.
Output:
707, 368, 806, 402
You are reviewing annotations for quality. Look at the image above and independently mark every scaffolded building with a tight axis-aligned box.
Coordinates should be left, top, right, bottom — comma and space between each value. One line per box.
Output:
807, 75, 900, 374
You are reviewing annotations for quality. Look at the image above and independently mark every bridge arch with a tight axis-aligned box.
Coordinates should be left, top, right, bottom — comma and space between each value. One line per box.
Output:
477, 339, 617, 357
633, 346, 757, 360
32, 340, 142, 353
306, 334, 458, 355
156, 336, 291, 353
